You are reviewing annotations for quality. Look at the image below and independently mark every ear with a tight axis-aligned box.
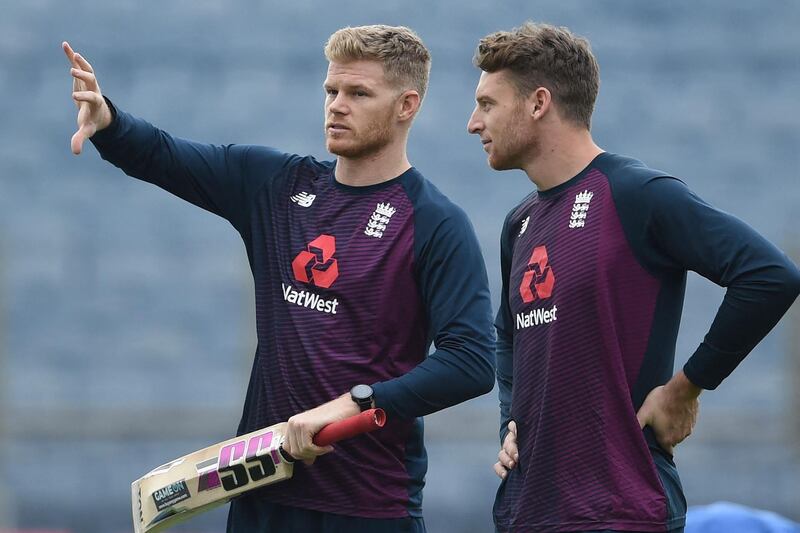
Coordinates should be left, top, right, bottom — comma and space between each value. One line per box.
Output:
528, 87, 552, 121
397, 90, 421, 122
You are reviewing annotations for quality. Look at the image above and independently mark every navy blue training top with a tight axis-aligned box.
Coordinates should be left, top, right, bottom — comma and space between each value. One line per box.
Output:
90, 103, 496, 519
494, 152, 800, 532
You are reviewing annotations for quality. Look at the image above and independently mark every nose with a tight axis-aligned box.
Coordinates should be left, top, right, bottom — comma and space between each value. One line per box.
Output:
328, 92, 348, 115
467, 107, 483, 135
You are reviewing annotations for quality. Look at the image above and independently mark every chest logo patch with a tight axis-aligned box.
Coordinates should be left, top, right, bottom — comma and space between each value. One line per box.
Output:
518, 216, 530, 237
291, 234, 339, 288
364, 202, 396, 239
290, 191, 316, 207
519, 245, 555, 303
569, 190, 593, 228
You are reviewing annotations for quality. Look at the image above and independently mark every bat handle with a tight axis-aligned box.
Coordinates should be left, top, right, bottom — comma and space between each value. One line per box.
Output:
280, 408, 387, 462
313, 408, 386, 446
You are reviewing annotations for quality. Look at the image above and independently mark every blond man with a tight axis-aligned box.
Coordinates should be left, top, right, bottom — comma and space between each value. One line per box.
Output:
467, 22, 800, 533
64, 25, 494, 532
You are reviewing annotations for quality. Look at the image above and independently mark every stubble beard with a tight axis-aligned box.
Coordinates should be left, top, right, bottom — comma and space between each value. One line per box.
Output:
327, 110, 395, 160
488, 98, 539, 171
489, 124, 533, 171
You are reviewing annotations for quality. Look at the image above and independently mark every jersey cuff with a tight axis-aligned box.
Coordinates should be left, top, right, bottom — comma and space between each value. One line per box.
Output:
90, 96, 124, 148
370, 380, 405, 421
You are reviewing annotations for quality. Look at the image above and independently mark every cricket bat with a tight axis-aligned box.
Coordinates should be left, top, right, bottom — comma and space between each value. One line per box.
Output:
131, 408, 386, 533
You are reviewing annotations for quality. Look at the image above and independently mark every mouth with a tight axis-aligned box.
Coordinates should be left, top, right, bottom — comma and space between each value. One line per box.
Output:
326, 123, 350, 134
481, 139, 492, 152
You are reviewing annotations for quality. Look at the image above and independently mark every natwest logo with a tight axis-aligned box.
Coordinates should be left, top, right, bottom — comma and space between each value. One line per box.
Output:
519, 245, 555, 303
292, 234, 339, 288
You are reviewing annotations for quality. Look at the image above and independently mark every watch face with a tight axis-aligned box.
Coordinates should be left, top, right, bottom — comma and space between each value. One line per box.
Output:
351, 384, 373, 400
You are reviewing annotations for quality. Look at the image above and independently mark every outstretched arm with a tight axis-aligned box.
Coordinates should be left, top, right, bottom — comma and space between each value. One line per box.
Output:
61, 41, 294, 231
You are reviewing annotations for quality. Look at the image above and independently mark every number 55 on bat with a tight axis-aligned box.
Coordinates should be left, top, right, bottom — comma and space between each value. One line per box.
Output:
132, 409, 386, 533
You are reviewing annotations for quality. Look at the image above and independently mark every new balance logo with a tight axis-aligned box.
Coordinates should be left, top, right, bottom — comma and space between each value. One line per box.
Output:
364, 202, 396, 239
569, 190, 593, 229
290, 192, 316, 207
518, 216, 530, 237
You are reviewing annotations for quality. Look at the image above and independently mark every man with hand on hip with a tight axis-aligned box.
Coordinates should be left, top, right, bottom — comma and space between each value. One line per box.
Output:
467, 21, 800, 533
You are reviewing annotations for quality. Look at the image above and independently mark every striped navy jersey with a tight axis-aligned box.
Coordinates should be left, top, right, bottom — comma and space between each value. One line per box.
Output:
493, 152, 800, 532
91, 102, 495, 519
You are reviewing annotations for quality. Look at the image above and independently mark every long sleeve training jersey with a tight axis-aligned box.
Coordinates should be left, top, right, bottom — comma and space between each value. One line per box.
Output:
494, 152, 800, 532
91, 102, 496, 519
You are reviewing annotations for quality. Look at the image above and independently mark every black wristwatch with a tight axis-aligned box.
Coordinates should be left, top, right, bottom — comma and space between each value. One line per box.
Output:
350, 384, 374, 412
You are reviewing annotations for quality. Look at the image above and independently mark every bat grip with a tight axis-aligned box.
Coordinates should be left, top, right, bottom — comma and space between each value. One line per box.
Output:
313, 408, 386, 446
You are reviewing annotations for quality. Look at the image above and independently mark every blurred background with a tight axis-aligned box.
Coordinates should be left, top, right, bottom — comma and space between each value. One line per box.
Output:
1, 1, 799, 532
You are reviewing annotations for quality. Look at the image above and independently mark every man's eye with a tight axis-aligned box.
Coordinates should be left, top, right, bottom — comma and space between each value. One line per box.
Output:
355, 91, 368, 97
326, 89, 338, 96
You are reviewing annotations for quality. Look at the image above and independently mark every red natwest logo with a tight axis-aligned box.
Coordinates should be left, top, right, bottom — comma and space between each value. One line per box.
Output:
292, 235, 339, 288
519, 245, 555, 303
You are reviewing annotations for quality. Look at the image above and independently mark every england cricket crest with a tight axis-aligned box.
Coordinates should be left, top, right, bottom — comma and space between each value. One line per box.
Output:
569, 190, 593, 229
364, 202, 396, 238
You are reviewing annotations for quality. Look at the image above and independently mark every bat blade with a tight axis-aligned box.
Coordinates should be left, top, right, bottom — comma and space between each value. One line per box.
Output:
132, 409, 386, 533
133, 422, 292, 533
